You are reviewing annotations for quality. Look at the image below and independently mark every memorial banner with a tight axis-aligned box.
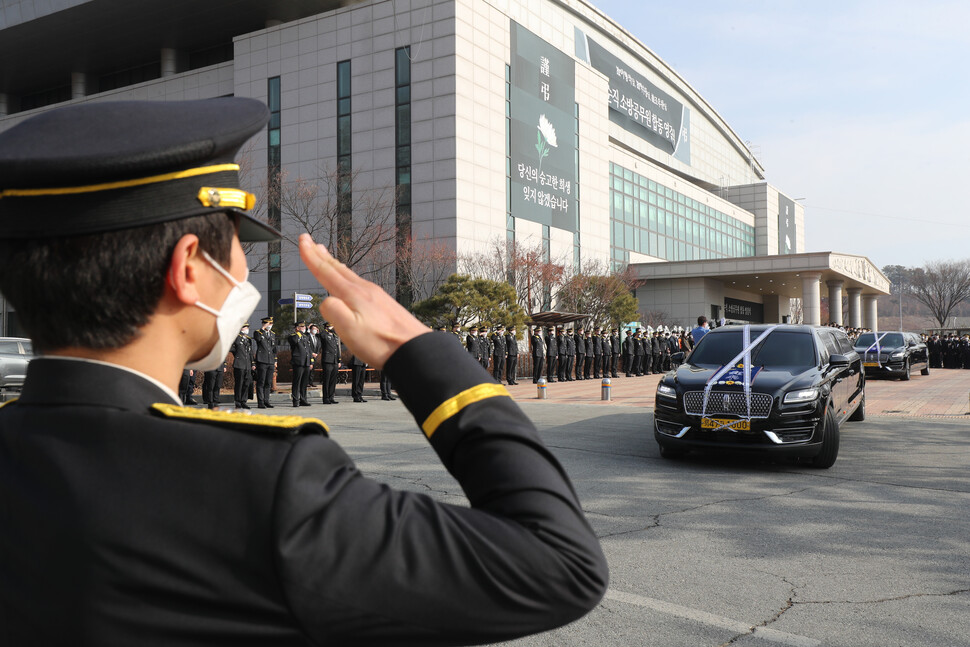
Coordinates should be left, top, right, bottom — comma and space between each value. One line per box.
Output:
510, 21, 577, 231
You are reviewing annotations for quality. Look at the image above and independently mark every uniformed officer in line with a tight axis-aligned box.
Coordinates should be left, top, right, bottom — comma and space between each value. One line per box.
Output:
202, 355, 228, 409
230, 323, 255, 409
491, 324, 507, 382
530, 325, 545, 383
545, 325, 558, 382
573, 327, 584, 381
505, 325, 519, 385
479, 326, 492, 371
592, 327, 604, 379
465, 325, 480, 362
287, 320, 312, 407
582, 328, 594, 379
320, 321, 341, 404
556, 326, 568, 382
0, 98, 606, 646
610, 328, 621, 377
623, 329, 635, 377
253, 316, 277, 408
306, 323, 321, 387
563, 327, 575, 381
451, 322, 463, 345
348, 351, 368, 402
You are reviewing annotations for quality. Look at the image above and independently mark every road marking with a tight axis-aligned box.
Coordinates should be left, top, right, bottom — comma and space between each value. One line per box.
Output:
604, 589, 821, 647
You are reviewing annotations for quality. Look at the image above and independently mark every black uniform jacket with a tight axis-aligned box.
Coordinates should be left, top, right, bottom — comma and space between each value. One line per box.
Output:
253, 328, 277, 364
0, 336, 607, 646
288, 332, 312, 367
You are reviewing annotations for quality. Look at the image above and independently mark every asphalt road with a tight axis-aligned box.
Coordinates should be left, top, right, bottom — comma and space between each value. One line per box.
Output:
295, 398, 970, 647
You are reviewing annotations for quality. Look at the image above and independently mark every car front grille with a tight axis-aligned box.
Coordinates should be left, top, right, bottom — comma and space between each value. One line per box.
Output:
684, 391, 772, 418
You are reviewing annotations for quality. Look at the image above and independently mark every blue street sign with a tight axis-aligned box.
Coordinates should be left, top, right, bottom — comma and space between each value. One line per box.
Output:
278, 298, 294, 305
295, 302, 313, 309
294, 293, 313, 301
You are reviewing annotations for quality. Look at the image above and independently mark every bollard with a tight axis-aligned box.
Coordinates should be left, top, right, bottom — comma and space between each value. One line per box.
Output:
537, 377, 548, 399
601, 377, 612, 401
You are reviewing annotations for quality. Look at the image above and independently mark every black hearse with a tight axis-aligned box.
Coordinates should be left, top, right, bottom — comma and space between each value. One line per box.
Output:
654, 325, 865, 468
853, 331, 929, 380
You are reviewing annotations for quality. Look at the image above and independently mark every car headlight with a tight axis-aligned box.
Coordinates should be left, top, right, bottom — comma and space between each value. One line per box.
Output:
890, 352, 905, 360
656, 383, 677, 399
784, 388, 819, 404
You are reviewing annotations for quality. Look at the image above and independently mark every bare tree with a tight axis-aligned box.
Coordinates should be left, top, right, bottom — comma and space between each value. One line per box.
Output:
276, 164, 397, 277
459, 238, 567, 315
554, 259, 641, 329
235, 141, 273, 272
910, 259, 970, 327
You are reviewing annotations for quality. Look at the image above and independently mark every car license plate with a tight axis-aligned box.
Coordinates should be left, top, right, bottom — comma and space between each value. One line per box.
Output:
701, 417, 750, 431
863, 362, 880, 367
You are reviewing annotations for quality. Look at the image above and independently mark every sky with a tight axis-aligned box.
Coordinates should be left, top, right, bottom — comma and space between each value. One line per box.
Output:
589, 0, 970, 271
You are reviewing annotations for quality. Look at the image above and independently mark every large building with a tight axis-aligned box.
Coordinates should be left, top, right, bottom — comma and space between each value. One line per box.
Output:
0, 0, 888, 335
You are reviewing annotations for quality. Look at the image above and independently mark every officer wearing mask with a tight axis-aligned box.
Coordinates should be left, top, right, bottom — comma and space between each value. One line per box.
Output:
288, 321, 312, 407
230, 323, 255, 409
253, 316, 277, 408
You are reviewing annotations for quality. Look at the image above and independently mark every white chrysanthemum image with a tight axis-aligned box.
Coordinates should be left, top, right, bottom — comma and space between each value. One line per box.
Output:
538, 114, 558, 148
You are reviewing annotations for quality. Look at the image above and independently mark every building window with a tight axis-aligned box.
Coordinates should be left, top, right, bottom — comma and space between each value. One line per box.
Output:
395, 47, 412, 305
505, 64, 515, 249
337, 60, 352, 261
608, 162, 755, 263
267, 76, 282, 316
573, 103, 580, 270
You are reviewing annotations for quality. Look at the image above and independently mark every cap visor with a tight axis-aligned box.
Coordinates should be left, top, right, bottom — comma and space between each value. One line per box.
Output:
237, 212, 281, 242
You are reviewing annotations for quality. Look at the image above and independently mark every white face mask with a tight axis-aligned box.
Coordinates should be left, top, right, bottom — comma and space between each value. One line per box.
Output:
186, 250, 261, 371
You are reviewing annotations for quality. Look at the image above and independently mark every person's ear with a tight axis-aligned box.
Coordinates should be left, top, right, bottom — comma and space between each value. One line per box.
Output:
167, 234, 204, 306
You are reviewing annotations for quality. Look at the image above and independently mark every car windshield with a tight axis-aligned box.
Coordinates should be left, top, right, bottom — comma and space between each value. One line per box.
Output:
855, 332, 903, 348
689, 330, 817, 370
22, 341, 33, 355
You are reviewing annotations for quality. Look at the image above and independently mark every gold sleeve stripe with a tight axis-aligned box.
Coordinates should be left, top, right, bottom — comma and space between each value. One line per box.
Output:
0, 163, 240, 199
0, 398, 18, 409
421, 383, 511, 439
151, 403, 329, 433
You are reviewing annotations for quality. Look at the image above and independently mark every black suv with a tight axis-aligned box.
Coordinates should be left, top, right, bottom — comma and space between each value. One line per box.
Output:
853, 331, 929, 380
654, 325, 865, 468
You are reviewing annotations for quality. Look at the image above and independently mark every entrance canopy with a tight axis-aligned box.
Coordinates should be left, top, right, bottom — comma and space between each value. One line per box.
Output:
631, 251, 891, 329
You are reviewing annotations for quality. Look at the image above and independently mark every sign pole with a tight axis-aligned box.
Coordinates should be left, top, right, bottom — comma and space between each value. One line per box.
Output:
294, 293, 298, 325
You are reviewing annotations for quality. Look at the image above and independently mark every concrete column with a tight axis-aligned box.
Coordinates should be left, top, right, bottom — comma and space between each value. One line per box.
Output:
847, 288, 863, 328
161, 48, 178, 77
71, 72, 87, 100
0, 93, 8, 116
801, 272, 822, 326
826, 280, 844, 325
863, 295, 879, 331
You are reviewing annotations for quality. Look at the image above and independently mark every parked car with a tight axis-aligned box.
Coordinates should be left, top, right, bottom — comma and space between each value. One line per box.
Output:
0, 337, 33, 401
853, 331, 929, 380
654, 324, 864, 468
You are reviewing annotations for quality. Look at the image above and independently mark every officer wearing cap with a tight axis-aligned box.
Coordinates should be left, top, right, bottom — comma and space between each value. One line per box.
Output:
0, 98, 606, 644
288, 320, 312, 407
490, 324, 506, 382
530, 325, 545, 383
505, 325, 519, 385
253, 316, 277, 408
320, 321, 341, 404
230, 323, 255, 409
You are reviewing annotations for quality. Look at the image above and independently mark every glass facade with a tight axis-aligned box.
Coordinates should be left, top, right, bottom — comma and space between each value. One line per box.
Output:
609, 162, 755, 267
266, 76, 282, 312
336, 60, 352, 257
395, 47, 412, 304
505, 64, 514, 247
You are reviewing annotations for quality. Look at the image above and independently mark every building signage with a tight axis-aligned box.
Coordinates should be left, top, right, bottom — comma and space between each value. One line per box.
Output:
724, 297, 763, 323
778, 194, 796, 255
510, 22, 577, 231
584, 35, 688, 161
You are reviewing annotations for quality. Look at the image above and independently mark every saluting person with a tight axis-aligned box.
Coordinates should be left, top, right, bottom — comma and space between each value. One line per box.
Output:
531, 325, 545, 383
288, 321, 312, 407
253, 316, 277, 408
505, 325, 519, 385
0, 98, 607, 645
230, 323, 255, 409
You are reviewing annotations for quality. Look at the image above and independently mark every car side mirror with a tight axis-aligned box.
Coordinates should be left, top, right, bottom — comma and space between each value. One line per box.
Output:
829, 354, 851, 368
671, 351, 685, 363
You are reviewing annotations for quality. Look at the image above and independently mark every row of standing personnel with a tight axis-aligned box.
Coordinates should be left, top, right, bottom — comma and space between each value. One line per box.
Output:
179, 317, 387, 408
454, 323, 692, 385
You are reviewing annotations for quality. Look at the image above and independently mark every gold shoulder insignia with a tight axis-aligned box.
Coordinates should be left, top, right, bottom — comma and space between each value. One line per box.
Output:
0, 398, 18, 410
150, 403, 329, 436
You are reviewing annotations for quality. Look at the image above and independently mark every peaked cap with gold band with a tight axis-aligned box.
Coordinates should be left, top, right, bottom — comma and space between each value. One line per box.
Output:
0, 98, 280, 242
